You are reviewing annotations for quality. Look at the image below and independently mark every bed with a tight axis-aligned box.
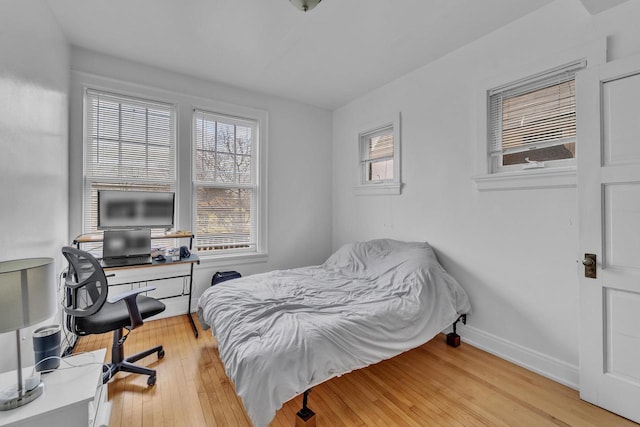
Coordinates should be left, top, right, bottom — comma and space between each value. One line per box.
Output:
196, 239, 471, 426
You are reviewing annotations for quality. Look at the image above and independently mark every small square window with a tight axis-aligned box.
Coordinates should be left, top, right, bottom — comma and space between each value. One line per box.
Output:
488, 60, 585, 174
474, 40, 605, 191
355, 114, 402, 195
362, 127, 394, 182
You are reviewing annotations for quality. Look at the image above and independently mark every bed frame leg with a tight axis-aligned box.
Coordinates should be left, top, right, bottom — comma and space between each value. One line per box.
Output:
295, 389, 316, 427
446, 314, 467, 347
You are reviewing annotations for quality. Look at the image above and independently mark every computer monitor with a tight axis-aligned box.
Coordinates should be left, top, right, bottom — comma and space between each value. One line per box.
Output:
97, 190, 175, 230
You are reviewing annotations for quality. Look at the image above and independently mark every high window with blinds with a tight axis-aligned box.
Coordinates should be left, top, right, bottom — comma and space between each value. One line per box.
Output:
355, 115, 402, 195
193, 110, 258, 253
488, 60, 586, 173
83, 89, 176, 235
361, 126, 394, 183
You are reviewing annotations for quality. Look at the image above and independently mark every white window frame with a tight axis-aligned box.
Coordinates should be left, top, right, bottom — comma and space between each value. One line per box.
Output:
191, 109, 265, 257
488, 60, 584, 174
473, 39, 606, 191
354, 113, 402, 196
70, 72, 268, 266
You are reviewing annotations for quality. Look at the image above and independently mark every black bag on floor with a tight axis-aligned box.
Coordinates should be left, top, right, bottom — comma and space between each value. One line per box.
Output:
211, 271, 241, 286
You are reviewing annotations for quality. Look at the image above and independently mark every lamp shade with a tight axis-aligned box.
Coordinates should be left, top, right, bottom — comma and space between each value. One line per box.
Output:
0, 258, 57, 333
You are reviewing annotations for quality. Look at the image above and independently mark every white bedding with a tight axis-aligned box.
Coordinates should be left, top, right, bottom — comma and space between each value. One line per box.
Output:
197, 239, 471, 427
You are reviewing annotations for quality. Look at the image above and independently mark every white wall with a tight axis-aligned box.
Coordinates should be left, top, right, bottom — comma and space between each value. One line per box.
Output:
67, 48, 333, 316
331, 0, 640, 388
0, 0, 70, 372
4, 0, 637, 390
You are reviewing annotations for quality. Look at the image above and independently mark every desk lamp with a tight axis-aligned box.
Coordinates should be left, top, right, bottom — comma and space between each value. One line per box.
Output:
0, 258, 56, 411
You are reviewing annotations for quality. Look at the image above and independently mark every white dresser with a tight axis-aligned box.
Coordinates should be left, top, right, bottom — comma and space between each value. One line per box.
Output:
0, 349, 110, 427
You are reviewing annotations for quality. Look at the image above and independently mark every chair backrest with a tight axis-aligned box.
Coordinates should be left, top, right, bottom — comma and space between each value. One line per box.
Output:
61, 246, 109, 319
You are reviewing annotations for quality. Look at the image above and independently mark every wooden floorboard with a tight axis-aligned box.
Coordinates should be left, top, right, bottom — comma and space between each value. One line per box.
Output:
74, 315, 637, 427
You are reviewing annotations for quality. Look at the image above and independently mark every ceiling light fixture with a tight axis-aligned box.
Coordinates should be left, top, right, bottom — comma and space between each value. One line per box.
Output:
289, 0, 322, 12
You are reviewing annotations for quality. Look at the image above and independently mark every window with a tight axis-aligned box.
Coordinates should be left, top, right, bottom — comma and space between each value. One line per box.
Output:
488, 60, 585, 173
361, 126, 394, 182
83, 89, 176, 236
355, 114, 401, 195
193, 110, 259, 254
76, 75, 268, 264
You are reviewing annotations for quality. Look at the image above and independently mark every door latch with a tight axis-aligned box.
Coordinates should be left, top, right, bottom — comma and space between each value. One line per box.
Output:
582, 253, 596, 279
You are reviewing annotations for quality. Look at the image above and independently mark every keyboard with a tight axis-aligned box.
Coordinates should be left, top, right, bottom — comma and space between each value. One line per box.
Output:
101, 255, 152, 268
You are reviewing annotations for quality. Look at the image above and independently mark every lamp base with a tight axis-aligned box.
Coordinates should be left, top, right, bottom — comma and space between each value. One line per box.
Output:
0, 382, 44, 411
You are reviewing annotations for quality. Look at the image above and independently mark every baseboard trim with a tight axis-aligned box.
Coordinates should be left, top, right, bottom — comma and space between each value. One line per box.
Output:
460, 324, 579, 390
153, 307, 580, 390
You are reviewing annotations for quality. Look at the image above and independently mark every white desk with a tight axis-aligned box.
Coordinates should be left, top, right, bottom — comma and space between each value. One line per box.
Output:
0, 349, 109, 427
74, 231, 201, 338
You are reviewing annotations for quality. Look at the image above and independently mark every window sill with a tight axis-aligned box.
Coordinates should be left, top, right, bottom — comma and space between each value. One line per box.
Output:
353, 182, 402, 196
197, 251, 268, 268
473, 167, 576, 191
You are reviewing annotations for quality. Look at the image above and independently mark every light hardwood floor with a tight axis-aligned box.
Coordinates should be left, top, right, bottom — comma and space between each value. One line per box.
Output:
75, 315, 636, 427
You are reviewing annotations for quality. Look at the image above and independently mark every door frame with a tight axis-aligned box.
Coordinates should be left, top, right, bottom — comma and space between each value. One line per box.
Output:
577, 52, 640, 422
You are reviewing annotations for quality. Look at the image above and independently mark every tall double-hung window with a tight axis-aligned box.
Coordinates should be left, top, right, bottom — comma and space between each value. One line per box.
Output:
488, 60, 585, 173
193, 110, 259, 254
83, 89, 176, 234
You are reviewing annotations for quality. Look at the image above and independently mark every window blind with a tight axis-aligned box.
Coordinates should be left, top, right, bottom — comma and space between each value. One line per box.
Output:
361, 126, 394, 182
488, 60, 585, 166
84, 89, 176, 234
193, 110, 258, 252
366, 132, 394, 161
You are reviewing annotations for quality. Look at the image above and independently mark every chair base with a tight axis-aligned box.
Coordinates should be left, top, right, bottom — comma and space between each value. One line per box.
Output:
103, 328, 164, 386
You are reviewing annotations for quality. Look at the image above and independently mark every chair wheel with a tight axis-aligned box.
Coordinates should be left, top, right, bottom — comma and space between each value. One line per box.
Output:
158, 349, 165, 359
147, 375, 156, 386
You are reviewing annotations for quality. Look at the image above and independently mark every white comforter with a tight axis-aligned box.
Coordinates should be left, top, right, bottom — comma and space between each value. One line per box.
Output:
197, 239, 471, 427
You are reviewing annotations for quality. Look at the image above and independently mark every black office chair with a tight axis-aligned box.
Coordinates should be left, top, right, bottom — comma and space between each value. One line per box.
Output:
62, 246, 166, 386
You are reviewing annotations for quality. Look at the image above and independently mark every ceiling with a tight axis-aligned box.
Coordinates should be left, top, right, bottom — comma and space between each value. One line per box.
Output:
44, 0, 570, 110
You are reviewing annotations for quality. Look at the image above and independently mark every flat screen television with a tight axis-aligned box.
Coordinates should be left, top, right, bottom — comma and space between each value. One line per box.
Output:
97, 190, 175, 230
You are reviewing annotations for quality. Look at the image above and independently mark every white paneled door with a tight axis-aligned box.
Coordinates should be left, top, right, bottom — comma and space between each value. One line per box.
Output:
577, 54, 640, 423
